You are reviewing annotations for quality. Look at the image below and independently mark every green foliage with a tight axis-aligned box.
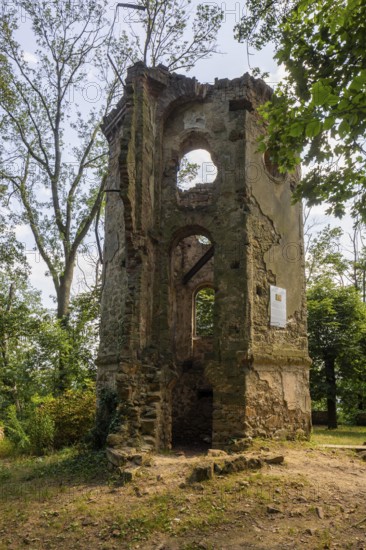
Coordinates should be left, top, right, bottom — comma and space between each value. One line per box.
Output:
308, 282, 365, 374
236, 0, 366, 220
177, 157, 200, 190
339, 377, 366, 424
0, 210, 99, 447
2, 385, 96, 455
5, 405, 30, 452
0, 215, 99, 413
66, 287, 101, 384
234, 0, 297, 50
0, 0, 127, 341
305, 225, 348, 285
0, 204, 99, 400
0, 218, 47, 411
27, 407, 55, 456
41, 385, 96, 449
305, 223, 366, 423
195, 287, 214, 336
308, 279, 366, 426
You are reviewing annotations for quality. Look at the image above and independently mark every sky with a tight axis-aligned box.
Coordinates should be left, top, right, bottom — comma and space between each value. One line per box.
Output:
7, 0, 354, 308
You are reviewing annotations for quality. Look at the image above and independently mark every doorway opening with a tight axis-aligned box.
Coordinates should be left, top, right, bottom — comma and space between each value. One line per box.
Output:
170, 231, 214, 449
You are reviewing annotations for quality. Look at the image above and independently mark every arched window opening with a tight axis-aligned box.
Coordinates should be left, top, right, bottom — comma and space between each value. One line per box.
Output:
171, 232, 214, 449
177, 149, 217, 190
195, 287, 215, 337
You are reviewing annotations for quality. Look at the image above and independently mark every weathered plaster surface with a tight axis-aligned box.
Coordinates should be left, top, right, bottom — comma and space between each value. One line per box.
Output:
97, 63, 311, 456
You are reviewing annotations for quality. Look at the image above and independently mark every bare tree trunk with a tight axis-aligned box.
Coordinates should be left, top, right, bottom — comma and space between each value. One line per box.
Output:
57, 267, 74, 319
55, 259, 75, 392
325, 358, 338, 429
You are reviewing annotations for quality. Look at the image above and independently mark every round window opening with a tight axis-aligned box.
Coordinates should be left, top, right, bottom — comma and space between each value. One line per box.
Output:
264, 150, 283, 180
177, 149, 217, 191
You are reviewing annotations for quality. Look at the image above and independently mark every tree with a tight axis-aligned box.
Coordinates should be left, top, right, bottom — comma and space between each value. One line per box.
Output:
0, 213, 101, 414
307, 279, 366, 428
0, 0, 225, 390
235, 0, 366, 220
305, 222, 366, 425
128, 0, 223, 71
0, 217, 44, 411
61, 286, 101, 388
304, 219, 366, 298
177, 157, 200, 190
0, 0, 132, 388
0, 0, 129, 325
305, 225, 347, 286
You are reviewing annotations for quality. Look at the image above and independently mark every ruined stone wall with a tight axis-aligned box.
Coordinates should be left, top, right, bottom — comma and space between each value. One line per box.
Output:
97, 62, 311, 455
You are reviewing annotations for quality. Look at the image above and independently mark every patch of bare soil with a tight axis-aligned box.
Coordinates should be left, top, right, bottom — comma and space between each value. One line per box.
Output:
1, 445, 366, 550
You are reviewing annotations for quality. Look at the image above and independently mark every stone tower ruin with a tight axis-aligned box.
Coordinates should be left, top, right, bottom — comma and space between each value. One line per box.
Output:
97, 62, 311, 454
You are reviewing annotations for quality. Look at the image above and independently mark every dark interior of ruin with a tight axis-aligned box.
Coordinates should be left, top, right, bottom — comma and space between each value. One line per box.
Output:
170, 230, 215, 448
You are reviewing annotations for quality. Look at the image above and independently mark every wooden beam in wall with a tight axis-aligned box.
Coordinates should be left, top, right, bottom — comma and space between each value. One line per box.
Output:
182, 246, 214, 285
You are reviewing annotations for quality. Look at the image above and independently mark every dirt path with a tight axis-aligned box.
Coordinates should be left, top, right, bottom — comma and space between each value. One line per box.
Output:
1, 445, 366, 550
143, 447, 366, 550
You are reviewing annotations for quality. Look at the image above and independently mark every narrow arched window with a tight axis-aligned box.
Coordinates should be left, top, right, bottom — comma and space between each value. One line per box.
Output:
195, 287, 214, 336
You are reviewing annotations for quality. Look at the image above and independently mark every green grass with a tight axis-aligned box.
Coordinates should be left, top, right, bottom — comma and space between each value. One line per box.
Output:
311, 425, 366, 446
0, 443, 110, 492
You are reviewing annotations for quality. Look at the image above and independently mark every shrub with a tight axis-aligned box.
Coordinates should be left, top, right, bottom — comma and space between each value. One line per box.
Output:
27, 407, 55, 455
0, 437, 15, 459
4, 404, 55, 455
43, 385, 96, 448
5, 405, 30, 452
3, 386, 96, 455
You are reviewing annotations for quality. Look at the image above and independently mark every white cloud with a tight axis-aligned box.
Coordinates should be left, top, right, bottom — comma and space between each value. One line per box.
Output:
267, 63, 288, 89
23, 51, 38, 64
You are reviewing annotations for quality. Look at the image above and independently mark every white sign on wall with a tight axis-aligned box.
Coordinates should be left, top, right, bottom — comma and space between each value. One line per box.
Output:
270, 285, 287, 328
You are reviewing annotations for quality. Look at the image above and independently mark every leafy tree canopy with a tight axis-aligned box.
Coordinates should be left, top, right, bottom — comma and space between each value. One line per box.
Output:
177, 157, 200, 190
305, 220, 366, 425
305, 225, 347, 286
0, 0, 126, 322
307, 277, 366, 426
236, 0, 366, 220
